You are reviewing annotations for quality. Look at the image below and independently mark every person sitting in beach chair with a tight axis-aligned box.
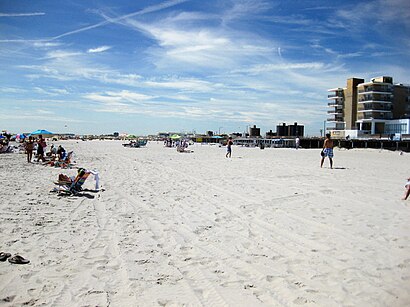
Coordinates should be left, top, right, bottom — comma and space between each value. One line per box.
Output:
50, 151, 74, 168
0, 141, 13, 153
69, 168, 91, 194
54, 168, 100, 195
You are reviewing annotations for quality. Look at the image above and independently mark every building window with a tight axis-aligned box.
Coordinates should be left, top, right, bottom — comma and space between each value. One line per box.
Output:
385, 123, 407, 134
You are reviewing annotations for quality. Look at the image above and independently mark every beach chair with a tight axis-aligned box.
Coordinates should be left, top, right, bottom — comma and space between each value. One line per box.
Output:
0, 145, 13, 153
54, 168, 100, 196
69, 168, 91, 194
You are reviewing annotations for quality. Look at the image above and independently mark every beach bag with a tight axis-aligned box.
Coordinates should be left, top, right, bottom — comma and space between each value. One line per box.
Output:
320, 149, 325, 157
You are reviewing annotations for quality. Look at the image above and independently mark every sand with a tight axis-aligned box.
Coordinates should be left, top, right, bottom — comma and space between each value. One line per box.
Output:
0, 140, 409, 306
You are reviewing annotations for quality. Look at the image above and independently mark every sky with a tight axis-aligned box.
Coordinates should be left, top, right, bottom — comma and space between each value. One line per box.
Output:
1, 0, 410, 136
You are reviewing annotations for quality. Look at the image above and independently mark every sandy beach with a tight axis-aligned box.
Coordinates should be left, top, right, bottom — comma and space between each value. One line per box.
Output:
1, 140, 409, 306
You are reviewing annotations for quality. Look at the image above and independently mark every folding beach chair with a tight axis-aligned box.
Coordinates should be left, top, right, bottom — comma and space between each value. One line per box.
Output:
68, 168, 91, 194
54, 168, 100, 196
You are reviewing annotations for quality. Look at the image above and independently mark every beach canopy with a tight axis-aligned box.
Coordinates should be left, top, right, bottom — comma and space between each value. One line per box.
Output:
170, 134, 181, 139
15, 134, 26, 139
29, 129, 54, 136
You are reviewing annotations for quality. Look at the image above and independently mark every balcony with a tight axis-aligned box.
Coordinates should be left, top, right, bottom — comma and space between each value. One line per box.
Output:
358, 94, 392, 103
327, 117, 344, 122
328, 102, 343, 107
357, 112, 393, 120
358, 86, 393, 95
358, 99, 392, 104
327, 110, 343, 114
358, 104, 392, 112
327, 94, 343, 99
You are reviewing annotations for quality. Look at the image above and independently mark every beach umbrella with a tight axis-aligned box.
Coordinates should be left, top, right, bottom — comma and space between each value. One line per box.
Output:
15, 133, 26, 139
170, 134, 181, 139
29, 129, 54, 137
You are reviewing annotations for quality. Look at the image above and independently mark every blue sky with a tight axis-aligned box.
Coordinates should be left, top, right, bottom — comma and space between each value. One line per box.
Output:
1, 0, 409, 136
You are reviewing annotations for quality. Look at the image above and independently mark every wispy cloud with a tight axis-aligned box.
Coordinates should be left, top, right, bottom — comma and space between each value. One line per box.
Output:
0, 12, 45, 17
50, 0, 188, 40
87, 46, 112, 53
34, 87, 69, 96
42, 50, 82, 59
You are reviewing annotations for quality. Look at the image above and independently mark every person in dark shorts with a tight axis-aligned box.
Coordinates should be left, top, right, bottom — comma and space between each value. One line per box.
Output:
36, 135, 46, 162
226, 137, 233, 158
25, 136, 35, 163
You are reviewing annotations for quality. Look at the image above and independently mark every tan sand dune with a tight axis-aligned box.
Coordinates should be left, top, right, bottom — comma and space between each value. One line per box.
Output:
0, 140, 409, 306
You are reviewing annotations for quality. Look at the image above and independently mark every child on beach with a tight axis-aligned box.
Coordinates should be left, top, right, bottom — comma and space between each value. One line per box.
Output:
402, 178, 410, 200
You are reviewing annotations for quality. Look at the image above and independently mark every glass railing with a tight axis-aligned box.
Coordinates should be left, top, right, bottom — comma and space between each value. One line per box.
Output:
357, 113, 393, 120
358, 105, 392, 111
358, 86, 392, 93
358, 96, 392, 102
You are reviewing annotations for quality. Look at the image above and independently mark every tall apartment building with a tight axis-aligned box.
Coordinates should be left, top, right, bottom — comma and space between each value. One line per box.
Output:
327, 76, 410, 137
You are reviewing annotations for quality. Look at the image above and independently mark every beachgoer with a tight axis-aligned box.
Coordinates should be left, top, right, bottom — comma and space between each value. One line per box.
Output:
25, 136, 35, 163
226, 137, 233, 158
320, 133, 334, 169
36, 135, 46, 162
295, 137, 300, 150
402, 178, 410, 200
57, 145, 66, 160
47, 144, 55, 157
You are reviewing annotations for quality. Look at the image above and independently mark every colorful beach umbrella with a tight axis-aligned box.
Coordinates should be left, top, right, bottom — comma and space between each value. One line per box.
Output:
170, 134, 181, 139
29, 129, 54, 136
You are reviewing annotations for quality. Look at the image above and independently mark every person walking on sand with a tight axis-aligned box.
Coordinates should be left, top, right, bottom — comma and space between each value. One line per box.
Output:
36, 134, 46, 162
226, 137, 233, 158
295, 136, 300, 150
402, 177, 410, 200
24, 136, 35, 163
321, 133, 334, 169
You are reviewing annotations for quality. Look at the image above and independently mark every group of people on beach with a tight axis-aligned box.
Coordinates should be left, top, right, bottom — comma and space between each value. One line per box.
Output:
23, 134, 67, 165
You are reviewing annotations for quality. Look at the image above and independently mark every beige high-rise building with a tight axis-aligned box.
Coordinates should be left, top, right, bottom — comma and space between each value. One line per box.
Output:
327, 76, 410, 137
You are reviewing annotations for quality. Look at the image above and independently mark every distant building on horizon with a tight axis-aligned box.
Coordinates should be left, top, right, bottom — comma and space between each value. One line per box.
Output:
327, 76, 410, 138
276, 122, 304, 137
249, 125, 260, 137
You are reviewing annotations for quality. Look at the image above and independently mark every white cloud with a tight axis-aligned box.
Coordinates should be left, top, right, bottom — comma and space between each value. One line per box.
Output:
50, 0, 189, 41
0, 12, 45, 17
34, 87, 69, 96
43, 50, 82, 59
87, 46, 112, 53
84, 90, 154, 107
